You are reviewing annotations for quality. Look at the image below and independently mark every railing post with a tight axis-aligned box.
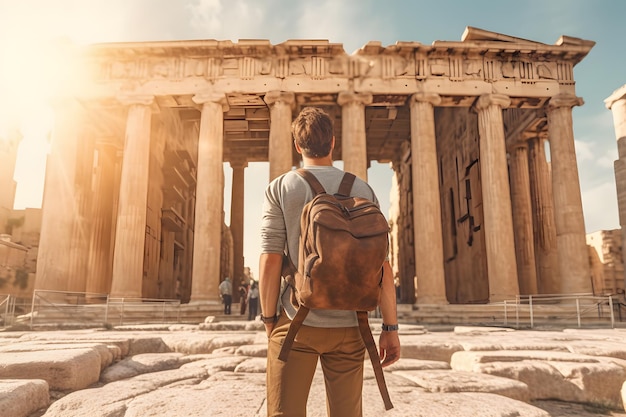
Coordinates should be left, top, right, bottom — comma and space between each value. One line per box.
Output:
30, 290, 37, 330
120, 298, 125, 326
609, 295, 615, 328
529, 295, 534, 329
104, 294, 110, 326
576, 298, 581, 328
515, 296, 520, 329
503, 300, 508, 326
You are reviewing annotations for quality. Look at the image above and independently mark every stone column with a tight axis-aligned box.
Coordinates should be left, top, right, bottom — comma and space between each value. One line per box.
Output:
190, 92, 229, 302
546, 94, 592, 294
264, 91, 295, 181
230, 159, 247, 302
409, 93, 447, 304
337, 92, 372, 181
110, 95, 154, 298
528, 135, 560, 294
508, 141, 538, 295
35, 100, 81, 291
605, 85, 626, 290
86, 142, 117, 295
474, 94, 520, 301
67, 129, 95, 293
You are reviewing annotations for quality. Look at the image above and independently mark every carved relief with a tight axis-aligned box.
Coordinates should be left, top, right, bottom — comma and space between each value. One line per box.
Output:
259, 58, 272, 75
150, 59, 171, 78
328, 57, 344, 75
184, 59, 207, 77
430, 58, 449, 76
110, 61, 136, 79
289, 58, 307, 75
537, 63, 555, 79
502, 61, 516, 78
464, 60, 482, 78
519, 62, 534, 80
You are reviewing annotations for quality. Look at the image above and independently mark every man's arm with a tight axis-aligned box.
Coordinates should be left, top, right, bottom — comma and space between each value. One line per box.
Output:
378, 260, 400, 367
259, 252, 283, 336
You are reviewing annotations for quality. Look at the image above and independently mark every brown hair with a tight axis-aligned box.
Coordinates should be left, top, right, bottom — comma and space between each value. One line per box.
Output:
291, 107, 333, 158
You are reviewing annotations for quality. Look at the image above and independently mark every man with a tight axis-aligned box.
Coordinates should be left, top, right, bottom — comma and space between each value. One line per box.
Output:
259, 106, 401, 417
219, 276, 232, 315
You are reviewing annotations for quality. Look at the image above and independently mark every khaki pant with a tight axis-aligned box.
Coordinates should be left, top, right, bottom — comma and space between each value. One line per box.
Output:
266, 314, 366, 417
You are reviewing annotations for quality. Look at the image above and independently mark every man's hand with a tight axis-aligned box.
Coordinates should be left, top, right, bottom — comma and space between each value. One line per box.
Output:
379, 330, 400, 367
264, 322, 275, 338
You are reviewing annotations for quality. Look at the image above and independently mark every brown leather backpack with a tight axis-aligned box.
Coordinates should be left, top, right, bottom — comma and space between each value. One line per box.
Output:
279, 168, 393, 410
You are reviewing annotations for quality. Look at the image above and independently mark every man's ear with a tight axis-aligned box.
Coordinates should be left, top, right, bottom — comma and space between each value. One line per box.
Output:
330, 136, 336, 150
294, 140, 303, 154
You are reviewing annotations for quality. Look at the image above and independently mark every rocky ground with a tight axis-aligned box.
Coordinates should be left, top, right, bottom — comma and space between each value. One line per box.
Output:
1, 319, 626, 417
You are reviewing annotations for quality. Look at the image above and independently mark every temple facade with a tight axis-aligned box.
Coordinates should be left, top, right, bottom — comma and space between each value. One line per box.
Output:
33, 27, 597, 305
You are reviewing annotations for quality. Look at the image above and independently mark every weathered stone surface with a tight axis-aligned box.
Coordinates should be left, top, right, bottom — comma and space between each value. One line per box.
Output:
100, 352, 188, 383
0, 379, 49, 417
394, 369, 530, 402
0, 348, 101, 390
235, 343, 267, 357
450, 350, 626, 409
2, 326, 626, 416
42, 367, 208, 417
399, 336, 464, 362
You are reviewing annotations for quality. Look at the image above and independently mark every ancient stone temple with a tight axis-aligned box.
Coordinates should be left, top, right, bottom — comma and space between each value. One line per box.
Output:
606, 85, 626, 294
34, 27, 596, 306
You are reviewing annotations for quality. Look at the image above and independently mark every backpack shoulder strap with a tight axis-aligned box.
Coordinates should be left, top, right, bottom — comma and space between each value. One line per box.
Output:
337, 172, 356, 196
357, 311, 394, 410
295, 168, 326, 195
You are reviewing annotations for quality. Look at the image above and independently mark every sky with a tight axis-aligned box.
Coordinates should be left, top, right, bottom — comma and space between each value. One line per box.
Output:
0, 0, 624, 279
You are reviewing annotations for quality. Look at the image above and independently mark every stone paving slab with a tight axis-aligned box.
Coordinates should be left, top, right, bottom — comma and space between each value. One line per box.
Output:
0, 324, 625, 417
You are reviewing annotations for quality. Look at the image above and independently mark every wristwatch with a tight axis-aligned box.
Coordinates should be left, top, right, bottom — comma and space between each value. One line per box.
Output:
381, 323, 399, 332
260, 313, 278, 324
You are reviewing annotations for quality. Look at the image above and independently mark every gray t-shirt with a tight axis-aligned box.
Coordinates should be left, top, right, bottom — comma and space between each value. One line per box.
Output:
260, 165, 380, 328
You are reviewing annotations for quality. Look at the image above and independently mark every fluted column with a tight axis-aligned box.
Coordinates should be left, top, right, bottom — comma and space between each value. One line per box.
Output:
605, 85, 626, 289
110, 95, 154, 298
508, 141, 538, 295
474, 94, 520, 301
190, 92, 229, 302
337, 92, 372, 181
230, 159, 247, 302
86, 142, 117, 295
547, 94, 592, 294
409, 93, 447, 304
264, 91, 295, 181
35, 100, 81, 291
528, 136, 560, 294
67, 130, 95, 292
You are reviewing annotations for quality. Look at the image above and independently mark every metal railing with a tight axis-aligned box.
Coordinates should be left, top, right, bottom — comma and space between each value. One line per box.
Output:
25, 290, 181, 330
501, 293, 621, 329
0, 294, 16, 329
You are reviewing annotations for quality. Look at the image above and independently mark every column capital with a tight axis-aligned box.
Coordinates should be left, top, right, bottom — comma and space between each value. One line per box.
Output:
229, 158, 248, 169
410, 92, 442, 107
192, 91, 229, 112
117, 94, 154, 106
547, 94, 584, 110
337, 91, 373, 107
474, 94, 511, 111
604, 84, 626, 110
263, 91, 295, 108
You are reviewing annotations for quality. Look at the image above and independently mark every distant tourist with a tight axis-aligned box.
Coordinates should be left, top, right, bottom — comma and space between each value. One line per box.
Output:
247, 281, 259, 320
219, 277, 232, 315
